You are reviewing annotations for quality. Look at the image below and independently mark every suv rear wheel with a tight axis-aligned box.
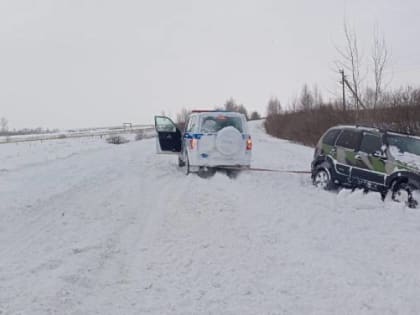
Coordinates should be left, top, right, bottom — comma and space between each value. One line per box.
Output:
391, 181, 419, 209
197, 167, 216, 179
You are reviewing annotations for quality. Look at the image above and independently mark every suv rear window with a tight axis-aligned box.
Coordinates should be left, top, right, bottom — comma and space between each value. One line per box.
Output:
336, 129, 361, 150
200, 115, 243, 133
387, 134, 420, 155
322, 129, 341, 146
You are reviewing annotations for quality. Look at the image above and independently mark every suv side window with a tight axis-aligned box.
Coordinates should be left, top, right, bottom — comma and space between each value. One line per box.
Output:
186, 116, 197, 132
322, 129, 341, 146
336, 130, 361, 150
359, 133, 382, 154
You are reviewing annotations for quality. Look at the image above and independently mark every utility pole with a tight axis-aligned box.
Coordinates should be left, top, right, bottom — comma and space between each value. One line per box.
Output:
339, 69, 346, 111
343, 77, 366, 110
339, 69, 366, 110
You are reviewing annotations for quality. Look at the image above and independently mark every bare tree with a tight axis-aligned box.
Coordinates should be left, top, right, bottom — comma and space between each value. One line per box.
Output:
336, 20, 364, 109
312, 84, 324, 108
0, 117, 8, 134
249, 111, 261, 120
223, 98, 249, 119
237, 104, 249, 120
224, 98, 238, 112
266, 97, 282, 116
176, 107, 190, 124
299, 84, 314, 110
372, 27, 389, 108
175, 107, 191, 130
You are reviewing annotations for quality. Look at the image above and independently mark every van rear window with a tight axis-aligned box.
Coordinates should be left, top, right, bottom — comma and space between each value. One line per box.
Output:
200, 115, 243, 133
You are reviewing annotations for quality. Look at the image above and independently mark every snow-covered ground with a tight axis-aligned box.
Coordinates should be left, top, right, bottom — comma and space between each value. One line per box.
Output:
1, 121, 420, 314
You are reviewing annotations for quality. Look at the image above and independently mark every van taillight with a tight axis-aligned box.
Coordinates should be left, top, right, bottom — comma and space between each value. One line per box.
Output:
189, 138, 197, 149
246, 137, 252, 150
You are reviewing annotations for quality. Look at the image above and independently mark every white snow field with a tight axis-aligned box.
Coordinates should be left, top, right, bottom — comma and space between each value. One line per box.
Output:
1, 121, 420, 315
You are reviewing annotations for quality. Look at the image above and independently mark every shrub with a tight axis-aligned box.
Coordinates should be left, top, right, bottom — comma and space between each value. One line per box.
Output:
106, 135, 129, 145
135, 130, 145, 141
265, 104, 420, 147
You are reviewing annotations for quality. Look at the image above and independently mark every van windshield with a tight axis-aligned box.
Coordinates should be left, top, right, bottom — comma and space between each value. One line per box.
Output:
200, 115, 243, 133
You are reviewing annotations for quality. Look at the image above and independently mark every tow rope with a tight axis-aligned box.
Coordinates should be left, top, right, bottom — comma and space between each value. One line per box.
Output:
222, 166, 311, 174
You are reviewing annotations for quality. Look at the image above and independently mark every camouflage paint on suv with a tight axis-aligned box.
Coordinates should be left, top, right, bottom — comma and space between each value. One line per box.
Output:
321, 143, 336, 159
312, 126, 420, 191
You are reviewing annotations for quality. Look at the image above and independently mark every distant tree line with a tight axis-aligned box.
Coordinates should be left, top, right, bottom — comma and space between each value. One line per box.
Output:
175, 98, 262, 129
0, 117, 59, 137
264, 86, 420, 146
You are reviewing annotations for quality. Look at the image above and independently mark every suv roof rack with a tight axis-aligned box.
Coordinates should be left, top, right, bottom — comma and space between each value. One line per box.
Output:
336, 124, 379, 132
355, 123, 378, 129
191, 110, 228, 113
354, 123, 415, 136
383, 129, 415, 136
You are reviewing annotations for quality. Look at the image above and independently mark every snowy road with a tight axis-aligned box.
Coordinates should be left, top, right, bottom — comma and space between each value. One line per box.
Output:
1, 121, 420, 314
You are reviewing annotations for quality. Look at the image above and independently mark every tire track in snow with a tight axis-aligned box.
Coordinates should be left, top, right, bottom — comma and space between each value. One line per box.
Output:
63, 155, 197, 314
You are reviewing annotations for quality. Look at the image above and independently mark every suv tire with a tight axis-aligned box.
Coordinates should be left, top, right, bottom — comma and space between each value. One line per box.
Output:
391, 181, 419, 209
313, 165, 335, 190
178, 156, 185, 167
197, 167, 216, 179
184, 154, 190, 175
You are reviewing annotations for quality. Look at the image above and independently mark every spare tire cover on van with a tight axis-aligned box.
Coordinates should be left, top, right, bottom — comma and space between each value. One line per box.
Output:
215, 126, 243, 156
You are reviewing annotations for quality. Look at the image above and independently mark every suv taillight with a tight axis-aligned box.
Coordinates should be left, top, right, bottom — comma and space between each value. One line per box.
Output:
189, 138, 197, 149
246, 136, 252, 150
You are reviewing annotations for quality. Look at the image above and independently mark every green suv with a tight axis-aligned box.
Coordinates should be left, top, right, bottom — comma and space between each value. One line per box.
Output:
311, 125, 420, 208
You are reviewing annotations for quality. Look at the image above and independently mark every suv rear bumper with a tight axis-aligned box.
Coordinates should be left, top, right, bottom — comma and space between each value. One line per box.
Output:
189, 152, 251, 168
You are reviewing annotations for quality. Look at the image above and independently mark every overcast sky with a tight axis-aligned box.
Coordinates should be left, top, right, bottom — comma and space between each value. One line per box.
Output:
1, 0, 419, 129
